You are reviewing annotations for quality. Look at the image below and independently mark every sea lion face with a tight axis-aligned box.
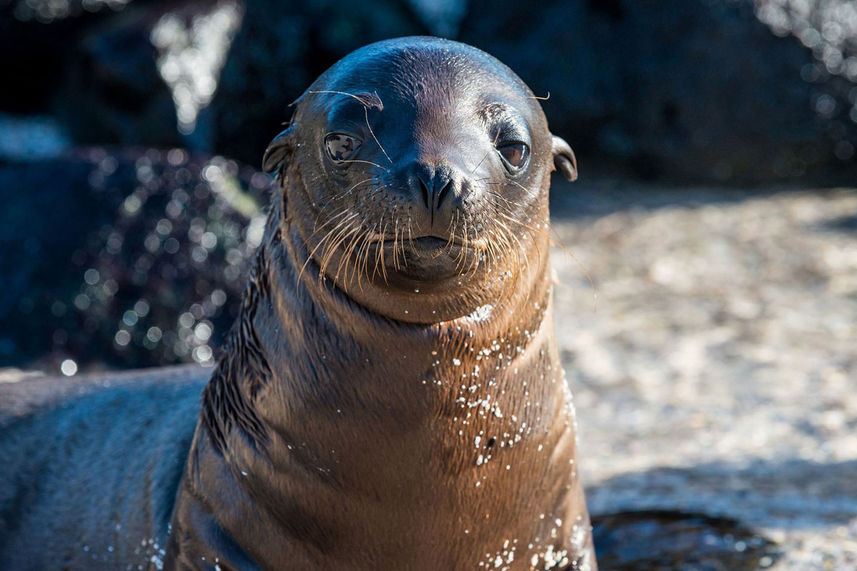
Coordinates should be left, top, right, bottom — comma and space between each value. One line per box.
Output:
265, 38, 576, 323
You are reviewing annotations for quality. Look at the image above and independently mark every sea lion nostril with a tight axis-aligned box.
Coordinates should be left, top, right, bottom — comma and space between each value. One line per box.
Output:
413, 168, 455, 221
435, 178, 453, 210
418, 177, 431, 210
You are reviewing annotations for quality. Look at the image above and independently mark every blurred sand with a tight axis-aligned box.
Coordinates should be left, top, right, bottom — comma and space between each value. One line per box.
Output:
550, 178, 857, 569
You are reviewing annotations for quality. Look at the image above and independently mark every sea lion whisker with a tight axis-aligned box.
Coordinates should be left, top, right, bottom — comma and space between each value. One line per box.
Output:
469, 131, 502, 175
362, 231, 375, 283
311, 204, 351, 227
495, 220, 529, 277
299, 211, 359, 279
493, 210, 540, 253
484, 188, 523, 210
372, 218, 389, 283
343, 177, 377, 197
301, 211, 361, 285
455, 218, 470, 271
335, 226, 362, 282
527, 91, 551, 100
351, 232, 373, 287
364, 105, 393, 165
470, 150, 492, 175
309, 207, 353, 238
334, 227, 364, 287
355, 233, 373, 290
445, 210, 459, 251
492, 208, 596, 300
396, 215, 406, 269
338, 159, 388, 171
392, 216, 401, 270
508, 179, 538, 198
319, 219, 360, 280
399, 220, 414, 268
307, 88, 391, 165
306, 89, 383, 110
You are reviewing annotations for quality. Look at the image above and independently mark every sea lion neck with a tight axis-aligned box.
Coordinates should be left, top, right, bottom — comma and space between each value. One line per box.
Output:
186, 207, 592, 569
199, 186, 555, 459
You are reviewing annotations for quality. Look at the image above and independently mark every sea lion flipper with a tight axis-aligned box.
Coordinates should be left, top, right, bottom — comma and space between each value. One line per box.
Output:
551, 135, 578, 182
262, 126, 296, 175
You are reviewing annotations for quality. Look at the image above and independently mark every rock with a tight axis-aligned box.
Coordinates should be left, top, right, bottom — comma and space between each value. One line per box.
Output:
0, 148, 270, 374
54, 1, 181, 150
0, 0, 120, 114
0, 0, 181, 149
459, 0, 857, 183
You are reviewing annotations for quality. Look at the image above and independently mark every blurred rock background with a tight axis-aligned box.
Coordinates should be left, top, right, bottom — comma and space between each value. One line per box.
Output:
1, 0, 856, 567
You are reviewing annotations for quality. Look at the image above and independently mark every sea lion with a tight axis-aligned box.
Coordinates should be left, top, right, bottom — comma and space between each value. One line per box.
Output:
166, 36, 592, 570
0, 36, 593, 570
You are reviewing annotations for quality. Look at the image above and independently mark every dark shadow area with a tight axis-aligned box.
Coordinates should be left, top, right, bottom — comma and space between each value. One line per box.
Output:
820, 213, 857, 233
586, 457, 857, 568
587, 458, 857, 530
548, 177, 855, 220
592, 510, 780, 570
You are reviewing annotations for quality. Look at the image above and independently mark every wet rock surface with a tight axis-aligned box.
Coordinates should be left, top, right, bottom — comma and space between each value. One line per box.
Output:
550, 178, 857, 569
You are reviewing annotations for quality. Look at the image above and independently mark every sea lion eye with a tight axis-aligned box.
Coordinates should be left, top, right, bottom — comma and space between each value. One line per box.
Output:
324, 133, 361, 162
497, 142, 529, 171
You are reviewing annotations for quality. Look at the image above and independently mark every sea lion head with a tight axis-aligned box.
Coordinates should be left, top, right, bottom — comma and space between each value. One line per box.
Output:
263, 37, 577, 324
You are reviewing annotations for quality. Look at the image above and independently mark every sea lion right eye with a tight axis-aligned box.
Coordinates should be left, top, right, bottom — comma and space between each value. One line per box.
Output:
496, 142, 529, 171
324, 133, 362, 163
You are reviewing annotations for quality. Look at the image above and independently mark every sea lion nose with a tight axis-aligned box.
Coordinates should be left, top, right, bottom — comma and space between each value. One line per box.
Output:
407, 163, 460, 231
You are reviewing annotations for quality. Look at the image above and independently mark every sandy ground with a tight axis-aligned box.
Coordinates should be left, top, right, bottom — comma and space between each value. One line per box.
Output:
550, 178, 857, 569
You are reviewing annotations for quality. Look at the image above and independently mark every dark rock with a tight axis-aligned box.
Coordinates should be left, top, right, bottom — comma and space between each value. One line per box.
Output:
54, 2, 180, 150
0, 0, 122, 114
0, 0, 180, 149
0, 147, 270, 374
459, 0, 857, 183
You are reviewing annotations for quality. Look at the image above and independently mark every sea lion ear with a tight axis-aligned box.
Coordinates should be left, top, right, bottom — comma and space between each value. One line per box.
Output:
262, 126, 295, 174
551, 135, 578, 182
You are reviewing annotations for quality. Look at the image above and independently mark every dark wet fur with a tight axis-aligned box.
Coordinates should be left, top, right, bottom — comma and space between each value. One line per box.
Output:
202, 241, 273, 455
0, 367, 207, 569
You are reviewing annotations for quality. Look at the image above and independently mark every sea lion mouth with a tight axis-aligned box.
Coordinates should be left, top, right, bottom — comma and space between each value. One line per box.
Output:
366, 234, 488, 252
350, 234, 485, 283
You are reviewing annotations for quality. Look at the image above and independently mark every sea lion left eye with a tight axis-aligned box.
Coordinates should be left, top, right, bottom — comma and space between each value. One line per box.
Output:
325, 133, 361, 162
497, 142, 529, 170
